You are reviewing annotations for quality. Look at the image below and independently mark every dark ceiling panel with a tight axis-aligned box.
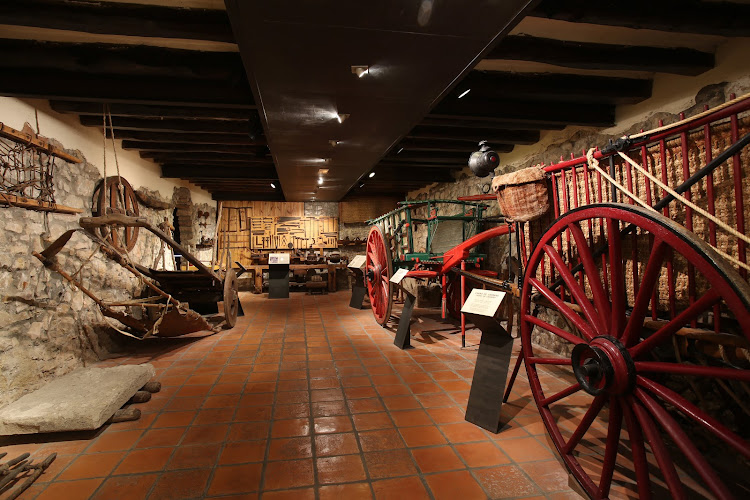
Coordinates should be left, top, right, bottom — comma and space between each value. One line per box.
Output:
225, 0, 537, 201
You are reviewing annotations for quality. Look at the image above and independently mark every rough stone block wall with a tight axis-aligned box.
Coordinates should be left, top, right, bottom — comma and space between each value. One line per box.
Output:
0, 135, 199, 407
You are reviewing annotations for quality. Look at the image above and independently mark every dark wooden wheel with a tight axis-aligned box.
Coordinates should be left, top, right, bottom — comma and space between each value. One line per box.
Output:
520, 203, 750, 499
92, 176, 140, 251
223, 267, 239, 328
366, 224, 393, 326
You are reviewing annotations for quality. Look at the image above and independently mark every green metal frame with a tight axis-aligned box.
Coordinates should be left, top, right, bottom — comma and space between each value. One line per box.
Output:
367, 199, 490, 269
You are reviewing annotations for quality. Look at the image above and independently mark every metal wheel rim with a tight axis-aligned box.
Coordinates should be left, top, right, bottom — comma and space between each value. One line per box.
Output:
520, 203, 750, 499
366, 224, 393, 326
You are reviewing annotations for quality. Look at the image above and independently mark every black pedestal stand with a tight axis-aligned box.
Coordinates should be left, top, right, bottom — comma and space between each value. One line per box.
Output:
393, 286, 416, 350
348, 268, 367, 309
463, 312, 514, 433
268, 263, 290, 299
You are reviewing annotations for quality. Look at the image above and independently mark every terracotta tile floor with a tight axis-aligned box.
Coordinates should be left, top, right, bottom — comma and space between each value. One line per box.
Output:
2, 292, 588, 499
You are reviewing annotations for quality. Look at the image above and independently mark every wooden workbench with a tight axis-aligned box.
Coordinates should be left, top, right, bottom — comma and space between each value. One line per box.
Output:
245, 263, 346, 293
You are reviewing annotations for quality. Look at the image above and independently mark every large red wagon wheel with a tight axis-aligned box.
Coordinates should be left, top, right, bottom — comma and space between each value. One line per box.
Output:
92, 176, 140, 252
520, 203, 750, 499
366, 225, 393, 326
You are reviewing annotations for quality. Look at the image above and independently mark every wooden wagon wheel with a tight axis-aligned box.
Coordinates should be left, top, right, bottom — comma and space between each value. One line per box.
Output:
366, 224, 393, 326
520, 203, 750, 499
223, 267, 239, 328
92, 176, 140, 251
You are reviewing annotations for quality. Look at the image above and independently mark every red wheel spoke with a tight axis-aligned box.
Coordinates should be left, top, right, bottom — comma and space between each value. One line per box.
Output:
524, 314, 585, 346
634, 388, 733, 500
606, 217, 627, 337
562, 394, 605, 454
637, 376, 750, 459
597, 397, 622, 499
621, 402, 652, 499
543, 244, 607, 336
629, 395, 687, 500
630, 290, 721, 359
530, 277, 596, 341
635, 361, 750, 382
540, 382, 581, 407
620, 240, 667, 347
569, 223, 611, 319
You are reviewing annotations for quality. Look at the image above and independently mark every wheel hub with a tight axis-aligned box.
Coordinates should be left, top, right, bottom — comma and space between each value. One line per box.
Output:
571, 336, 635, 396
367, 266, 380, 283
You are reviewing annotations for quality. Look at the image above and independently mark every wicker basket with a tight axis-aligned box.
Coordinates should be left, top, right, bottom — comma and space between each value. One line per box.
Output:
491, 166, 549, 222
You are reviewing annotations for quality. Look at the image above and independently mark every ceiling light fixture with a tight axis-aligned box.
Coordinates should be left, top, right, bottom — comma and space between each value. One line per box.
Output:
318, 178, 323, 185
397, 147, 404, 154
318, 168, 329, 175
368, 172, 375, 178
359, 183, 365, 188
458, 89, 471, 99
337, 113, 350, 124
351, 65, 369, 78
329, 140, 341, 147
270, 182, 276, 188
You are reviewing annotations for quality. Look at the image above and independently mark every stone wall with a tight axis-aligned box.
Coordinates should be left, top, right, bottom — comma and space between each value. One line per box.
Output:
0, 134, 206, 407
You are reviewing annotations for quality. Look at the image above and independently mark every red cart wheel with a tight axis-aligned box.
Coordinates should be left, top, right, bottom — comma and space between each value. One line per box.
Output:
92, 176, 140, 252
366, 225, 393, 326
520, 203, 750, 499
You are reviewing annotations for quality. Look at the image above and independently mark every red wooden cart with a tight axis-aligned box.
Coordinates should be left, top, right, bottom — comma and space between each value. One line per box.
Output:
368, 93, 750, 498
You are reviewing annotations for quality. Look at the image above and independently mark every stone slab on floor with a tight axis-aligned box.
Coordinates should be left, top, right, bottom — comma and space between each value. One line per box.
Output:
0, 364, 155, 435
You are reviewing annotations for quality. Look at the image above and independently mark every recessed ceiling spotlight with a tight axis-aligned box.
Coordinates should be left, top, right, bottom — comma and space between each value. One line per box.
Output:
337, 113, 350, 123
351, 65, 369, 78
318, 178, 323, 185
270, 182, 276, 188
397, 147, 404, 154
329, 140, 341, 147
368, 172, 375, 178
318, 168, 329, 175
458, 89, 471, 99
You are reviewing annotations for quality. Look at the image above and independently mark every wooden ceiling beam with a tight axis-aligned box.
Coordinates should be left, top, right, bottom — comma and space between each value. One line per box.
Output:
421, 116, 566, 131
80, 116, 253, 133
485, 36, 713, 76
141, 152, 271, 162
0, 0, 234, 42
123, 141, 267, 153
377, 161, 466, 169
396, 139, 512, 154
212, 192, 284, 201
530, 0, 750, 38
1, 70, 253, 108
51, 101, 256, 119
161, 165, 277, 179
0, 40, 244, 81
368, 169, 454, 183
455, 71, 652, 104
407, 126, 540, 145
430, 97, 615, 127
105, 131, 262, 144
383, 151, 475, 163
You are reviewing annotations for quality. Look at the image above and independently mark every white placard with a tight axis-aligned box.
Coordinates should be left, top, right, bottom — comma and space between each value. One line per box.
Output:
389, 268, 409, 284
461, 289, 506, 317
268, 253, 290, 265
348, 255, 366, 269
